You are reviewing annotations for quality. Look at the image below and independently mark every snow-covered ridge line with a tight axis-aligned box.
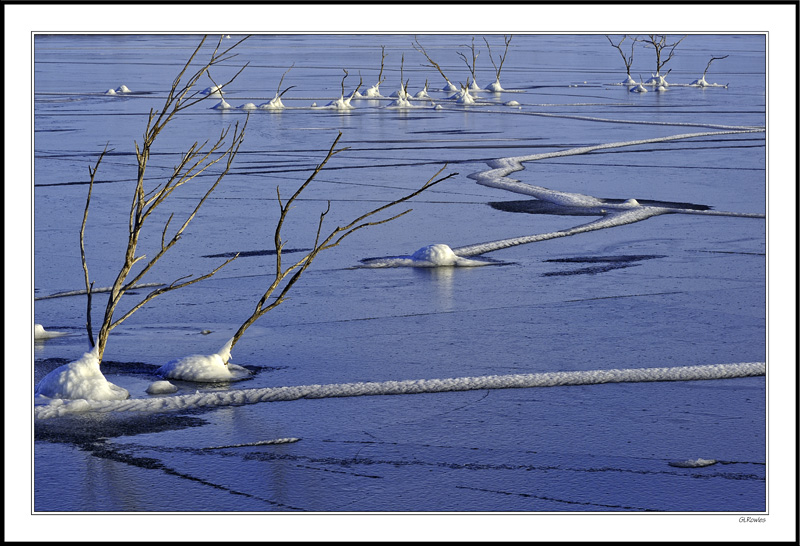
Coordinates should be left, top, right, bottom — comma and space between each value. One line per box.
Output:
467, 128, 765, 189
34, 362, 765, 420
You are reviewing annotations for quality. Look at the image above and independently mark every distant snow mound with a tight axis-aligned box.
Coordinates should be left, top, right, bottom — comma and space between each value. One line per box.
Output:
34, 347, 130, 401
201, 85, 225, 98
34, 324, 67, 340
668, 458, 718, 468
259, 97, 285, 110
486, 81, 505, 92
211, 99, 233, 110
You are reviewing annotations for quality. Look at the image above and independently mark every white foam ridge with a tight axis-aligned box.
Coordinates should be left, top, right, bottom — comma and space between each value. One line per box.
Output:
361, 130, 765, 266
34, 362, 764, 420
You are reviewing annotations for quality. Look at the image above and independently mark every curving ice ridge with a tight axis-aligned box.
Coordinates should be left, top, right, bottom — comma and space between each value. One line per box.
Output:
34, 361, 765, 419
360, 129, 765, 267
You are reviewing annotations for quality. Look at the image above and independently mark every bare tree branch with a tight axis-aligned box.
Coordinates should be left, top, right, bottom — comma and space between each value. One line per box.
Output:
605, 34, 636, 76
457, 37, 480, 84
484, 35, 512, 81
413, 36, 453, 87
82, 35, 251, 364
636, 34, 687, 77
225, 133, 458, 358
80, 145, 109, 347
703, 54, 729, 78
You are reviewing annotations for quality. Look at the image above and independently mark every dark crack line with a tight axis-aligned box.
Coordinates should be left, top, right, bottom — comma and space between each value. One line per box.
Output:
456, 485, 661, 511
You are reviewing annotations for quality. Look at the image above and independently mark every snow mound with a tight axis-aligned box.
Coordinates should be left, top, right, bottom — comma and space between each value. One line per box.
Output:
505, 100, 520, 107
105, 89, 117, 95
146, 380, 179, 395
238, 102, 258, 110
621, 75, 637, 85
323, 97, 355, 110
668, 458, 718, 468
34, 347, 130, 401
486, 81, 505, 92
259, 97, 285, 110
362, 85, 382, 97
201, 85, 225, 98
630, 84, 648, 93
34, 324, 67, 340
116, 85, 131, 93
448, 89, 476, 105
442, 81, 458, 92
360, 244, 495, 268
156, 338, 250, 382
211, 99, 233, 110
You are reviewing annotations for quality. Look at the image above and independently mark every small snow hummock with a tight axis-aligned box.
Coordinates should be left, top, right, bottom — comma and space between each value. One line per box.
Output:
201, 85, 225, 98
362, 85, 382, 98
448, 88, 476, 105
505, 100, 520, 107
630, 84, 648, 93
258, 96, 285, 110
645, 75, 668, 87
360, 244, 494, 268
116, 85, 131, 93
35, 346, 130, 401
238, 103, 258, 110
668, 458, 718, 468
211, 99, 233, 110
156, 338, 251, 382
441, 81, 458, 92
105, 89, 117, 95
621, 75, 637, 85
485, 80, 505, 93
146, 380, 179, 395
34, 324, 67, 340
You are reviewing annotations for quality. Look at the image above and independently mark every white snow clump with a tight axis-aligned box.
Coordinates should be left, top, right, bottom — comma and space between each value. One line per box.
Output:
486, 80, 505, 92
238, 103, 258, 110
211, 99, 233, 110
259, 96, 286, 110
630, 84, 648, 93
35, 324, 67, 340
201, 85, 225, 98
35, 346, 130, 401
668, 458, 718, 468
156, 338, 250, 382
146, 380, 179, 395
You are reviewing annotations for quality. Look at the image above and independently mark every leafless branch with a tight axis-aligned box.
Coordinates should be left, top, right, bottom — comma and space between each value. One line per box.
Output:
82, 35, 250, 364
703, 54, 729, 78
413, 36, 452, 86
484, 35, 512, 81
226, 133, 458, 357
457, 37, 480, 83
605, 34, 636, 76
637, 34, 687, 77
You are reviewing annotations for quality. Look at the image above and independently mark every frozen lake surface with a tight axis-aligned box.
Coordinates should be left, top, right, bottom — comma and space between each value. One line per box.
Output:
32, 33, 767, 518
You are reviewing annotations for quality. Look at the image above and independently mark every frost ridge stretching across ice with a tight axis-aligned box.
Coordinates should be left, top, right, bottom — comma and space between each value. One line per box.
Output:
34, 362, 765, 419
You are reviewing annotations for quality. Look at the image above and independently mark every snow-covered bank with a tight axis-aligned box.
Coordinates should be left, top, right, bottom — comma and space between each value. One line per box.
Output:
34, 362, 764, 419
